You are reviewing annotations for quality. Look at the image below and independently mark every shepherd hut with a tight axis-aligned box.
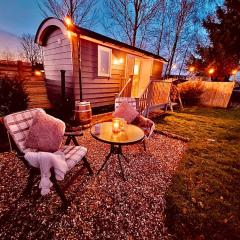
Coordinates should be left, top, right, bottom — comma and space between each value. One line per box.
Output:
35, 17, 167, 109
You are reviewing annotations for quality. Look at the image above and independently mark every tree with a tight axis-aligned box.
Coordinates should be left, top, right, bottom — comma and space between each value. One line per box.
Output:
188, 0, 240, 81
150, 0, 222, 76
0, 49, 15, 61
20, 34, 43, 65
38, 0, 97, 27
164, 0, 194, 76
103, 0, 161, 48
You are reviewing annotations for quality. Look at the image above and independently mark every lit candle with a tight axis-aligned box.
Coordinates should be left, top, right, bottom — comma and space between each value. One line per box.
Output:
112, 118, 121, 133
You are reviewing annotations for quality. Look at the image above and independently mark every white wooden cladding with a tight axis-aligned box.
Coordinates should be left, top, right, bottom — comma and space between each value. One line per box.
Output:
43, 28, 73, 103
42, 27, 164, 107
79, 39, 125, 106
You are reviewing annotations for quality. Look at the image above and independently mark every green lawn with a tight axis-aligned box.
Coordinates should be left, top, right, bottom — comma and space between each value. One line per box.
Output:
155, 107, 240, 240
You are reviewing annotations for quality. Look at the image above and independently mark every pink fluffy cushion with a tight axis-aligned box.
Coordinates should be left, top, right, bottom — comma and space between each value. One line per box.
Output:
113, 101, 139, 123
25, 111, 65, 152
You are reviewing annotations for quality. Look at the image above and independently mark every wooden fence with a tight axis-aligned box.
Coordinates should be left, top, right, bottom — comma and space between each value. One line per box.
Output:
200, 82, 234, 108
149, 81, 171, 106
0, 60, 51, 109
179, 81, 234, 108
137, 80, 171, 116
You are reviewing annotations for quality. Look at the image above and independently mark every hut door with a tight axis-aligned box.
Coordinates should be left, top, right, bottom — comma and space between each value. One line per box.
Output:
126, 55, 152, 98
131, 58, 141, 97
138, 59, 153, 96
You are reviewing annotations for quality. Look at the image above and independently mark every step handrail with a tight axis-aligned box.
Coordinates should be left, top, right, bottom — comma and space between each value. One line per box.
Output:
118, 78, 133, 97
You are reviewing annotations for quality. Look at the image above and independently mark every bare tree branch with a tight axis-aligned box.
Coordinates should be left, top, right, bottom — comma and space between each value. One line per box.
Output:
103, 0, 161, 48
38, 0, 97, 28
20, 34, 43, 65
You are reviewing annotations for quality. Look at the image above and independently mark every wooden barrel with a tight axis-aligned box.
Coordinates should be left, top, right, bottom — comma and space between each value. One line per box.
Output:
74, 101, 92, 125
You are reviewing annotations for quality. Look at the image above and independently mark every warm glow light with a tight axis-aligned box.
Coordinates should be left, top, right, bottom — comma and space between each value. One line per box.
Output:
112, 118, 121, 133
189, 66, 195, 72
232, 69, 238, 75
113, 59, 119, 65
67, 30, 72, 39
65, 16, 72, 26
172, 64, 177, 69
208, 68, 215, 75
119, 58, 124, 64
113, 58, 124, 65
134, 64, 139, 75
35, 70, 42, 76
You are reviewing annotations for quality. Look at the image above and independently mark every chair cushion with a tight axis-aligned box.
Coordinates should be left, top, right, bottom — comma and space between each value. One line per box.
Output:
60, 145, 87, 170
4, 108, 45, 153
132, 114, 155, 137
25, 111, 65, 152
113, 101, 139, 123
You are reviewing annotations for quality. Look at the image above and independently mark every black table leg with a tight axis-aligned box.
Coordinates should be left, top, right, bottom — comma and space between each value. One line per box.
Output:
65, 136, 72, 145
72, 136, 79, 146
117, 153, 126, 181
65, 136, 79, 146
96, 145, 114, 175
97, 144, 127, 180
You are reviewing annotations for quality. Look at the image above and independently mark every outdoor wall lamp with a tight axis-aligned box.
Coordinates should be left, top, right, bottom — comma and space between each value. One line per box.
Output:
113, 58, 124, 65
133, 64, 139, 75
64, 16, 73, 27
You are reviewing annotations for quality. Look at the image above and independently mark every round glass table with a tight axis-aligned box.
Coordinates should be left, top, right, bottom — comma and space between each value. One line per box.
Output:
90, 122, 145, 180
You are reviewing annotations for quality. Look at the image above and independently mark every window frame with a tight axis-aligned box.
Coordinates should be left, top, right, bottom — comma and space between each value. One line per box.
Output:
98, 45, 112, 77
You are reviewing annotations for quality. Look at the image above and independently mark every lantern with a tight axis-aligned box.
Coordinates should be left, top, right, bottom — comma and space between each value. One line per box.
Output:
112, 118, 121, 133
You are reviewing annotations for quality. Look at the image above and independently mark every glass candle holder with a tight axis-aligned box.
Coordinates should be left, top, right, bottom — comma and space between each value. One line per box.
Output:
112, 118, 121, 133
120, 118, 127, 131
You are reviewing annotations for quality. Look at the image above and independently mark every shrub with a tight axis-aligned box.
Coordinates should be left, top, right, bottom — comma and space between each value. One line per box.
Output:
0, 77, 29, 116
179, 81, 204, 106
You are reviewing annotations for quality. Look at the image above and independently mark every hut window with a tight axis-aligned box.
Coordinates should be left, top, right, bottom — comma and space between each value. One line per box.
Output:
98, 45, 112, 77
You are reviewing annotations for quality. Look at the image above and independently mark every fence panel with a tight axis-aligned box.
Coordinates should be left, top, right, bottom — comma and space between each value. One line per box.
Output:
179, 81, 234, 108
0, 60, 51, 109
200, 82, 234, 108
150, 81, 171, 106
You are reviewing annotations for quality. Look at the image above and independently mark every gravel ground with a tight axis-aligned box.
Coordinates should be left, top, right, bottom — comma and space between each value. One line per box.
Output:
0, 131, 187, 240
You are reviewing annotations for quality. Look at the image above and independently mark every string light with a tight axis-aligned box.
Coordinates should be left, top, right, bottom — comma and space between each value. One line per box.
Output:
189, 66, 195, 72
208, 68, 215, 75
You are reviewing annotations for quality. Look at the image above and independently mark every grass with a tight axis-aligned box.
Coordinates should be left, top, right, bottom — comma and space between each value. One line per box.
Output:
155, 107, 240, 240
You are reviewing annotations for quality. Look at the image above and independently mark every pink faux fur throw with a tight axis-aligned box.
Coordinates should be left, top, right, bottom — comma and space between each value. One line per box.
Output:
132, 114, 155, 137
25, 111, 65, 152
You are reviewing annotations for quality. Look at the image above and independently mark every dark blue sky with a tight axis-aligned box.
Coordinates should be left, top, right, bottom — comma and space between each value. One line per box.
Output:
0, 0, 223, 37
0, 1, 43, 36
